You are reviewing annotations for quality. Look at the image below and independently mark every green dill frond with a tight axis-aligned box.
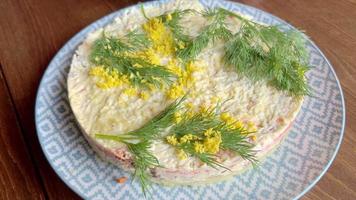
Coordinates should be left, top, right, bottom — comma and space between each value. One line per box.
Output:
95, 134, 158, 196
176, 8, 233, 62
89, 33, 176, 89
95, 133, 140, 144
140, 3, 149, 20
127, 140, 160, 197
141, 6, 193, 48
128, 96, 186, 140
201, 7, 233, 19
218, 125, 258, 164
223, 25, 268, 81
167, 104, 257, 168
266, 28, 310, 96
155, 9, 194, 54
94, 97, 186, 196
224, 20, 310, 96
90, 34, 132, 58
160, 9, 193, 41
171, 107, 220, 138
95, 96, 185, 143
167, 10, 193, 41
89, 5, 312, 196
117, 57, 176, 88
125, 30, 151, 49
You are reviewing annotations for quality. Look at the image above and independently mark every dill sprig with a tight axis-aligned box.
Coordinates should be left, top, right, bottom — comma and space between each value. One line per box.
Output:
127, 141, 160, 197
95, 98, 256, 194
126, 96, 186, 140
89, 32, 176, 89
171, 106, 221, 137
220, 8, 310, 96
157, 9, 193, 48
168, 105, 257, 168
126, 30, 151, 50
156, 7, 310, 96
95, 96, 185, 144
176, 8, 233, 62
95, 97, 185, 196
95, 134, 159, 197
91, 31, 150, 55
217, 123, 258, 164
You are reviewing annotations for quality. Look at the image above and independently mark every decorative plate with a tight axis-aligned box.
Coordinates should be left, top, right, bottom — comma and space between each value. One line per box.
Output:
35, 0, 345, 199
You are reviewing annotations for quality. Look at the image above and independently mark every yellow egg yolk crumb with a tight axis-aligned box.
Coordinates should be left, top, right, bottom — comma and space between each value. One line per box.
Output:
174, 112, 182, 124
203, 131, 222, 154
166, 83, 185, 99
139, 91, 149, 100
143, 18, 174, 56
246, 121, 257, 132
234, 121, 244, 129
166, 61, 202, 100
181, 61, 200, 87
130, 48, 161, 65
166, 135, 178, 146
89, 66, 129, 89
177, 149, 187, 160
199, 104, 210, 114
123, 87, 137, 96
203, 128, 214, 137
220, 112, 254, 132
166, 13, 172, 21
167, 59, 182, 76
194, 142, 205, 154
210, 96, 221, 104
185, 109, 195, 119
185, 102, 194, 109
177, 41, 185, 49
220, 112, 234, 123
179, 134, 195, 143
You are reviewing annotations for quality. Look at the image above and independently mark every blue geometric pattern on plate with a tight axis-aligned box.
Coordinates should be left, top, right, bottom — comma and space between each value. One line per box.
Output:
35, 0, 345, 199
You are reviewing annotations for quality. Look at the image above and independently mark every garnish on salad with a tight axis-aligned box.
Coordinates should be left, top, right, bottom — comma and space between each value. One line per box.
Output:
77, 3, 311, 196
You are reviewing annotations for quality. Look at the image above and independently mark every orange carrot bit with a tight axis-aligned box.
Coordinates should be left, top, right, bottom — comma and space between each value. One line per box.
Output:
277, 117, 285, 124
116, 176, 128, 184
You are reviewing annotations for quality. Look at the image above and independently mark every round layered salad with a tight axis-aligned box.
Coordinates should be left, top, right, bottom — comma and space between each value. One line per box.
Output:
68, 0, 309, 193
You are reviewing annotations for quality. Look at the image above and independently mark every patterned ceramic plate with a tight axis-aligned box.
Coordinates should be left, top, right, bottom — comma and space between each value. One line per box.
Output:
35, 0, 345, 199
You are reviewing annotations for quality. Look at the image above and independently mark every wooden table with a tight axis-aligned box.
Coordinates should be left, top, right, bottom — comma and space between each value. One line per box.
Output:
0, 0, 355, 199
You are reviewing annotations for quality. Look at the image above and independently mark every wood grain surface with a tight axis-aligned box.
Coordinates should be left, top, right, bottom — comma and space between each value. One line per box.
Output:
0, 0, 355, 199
